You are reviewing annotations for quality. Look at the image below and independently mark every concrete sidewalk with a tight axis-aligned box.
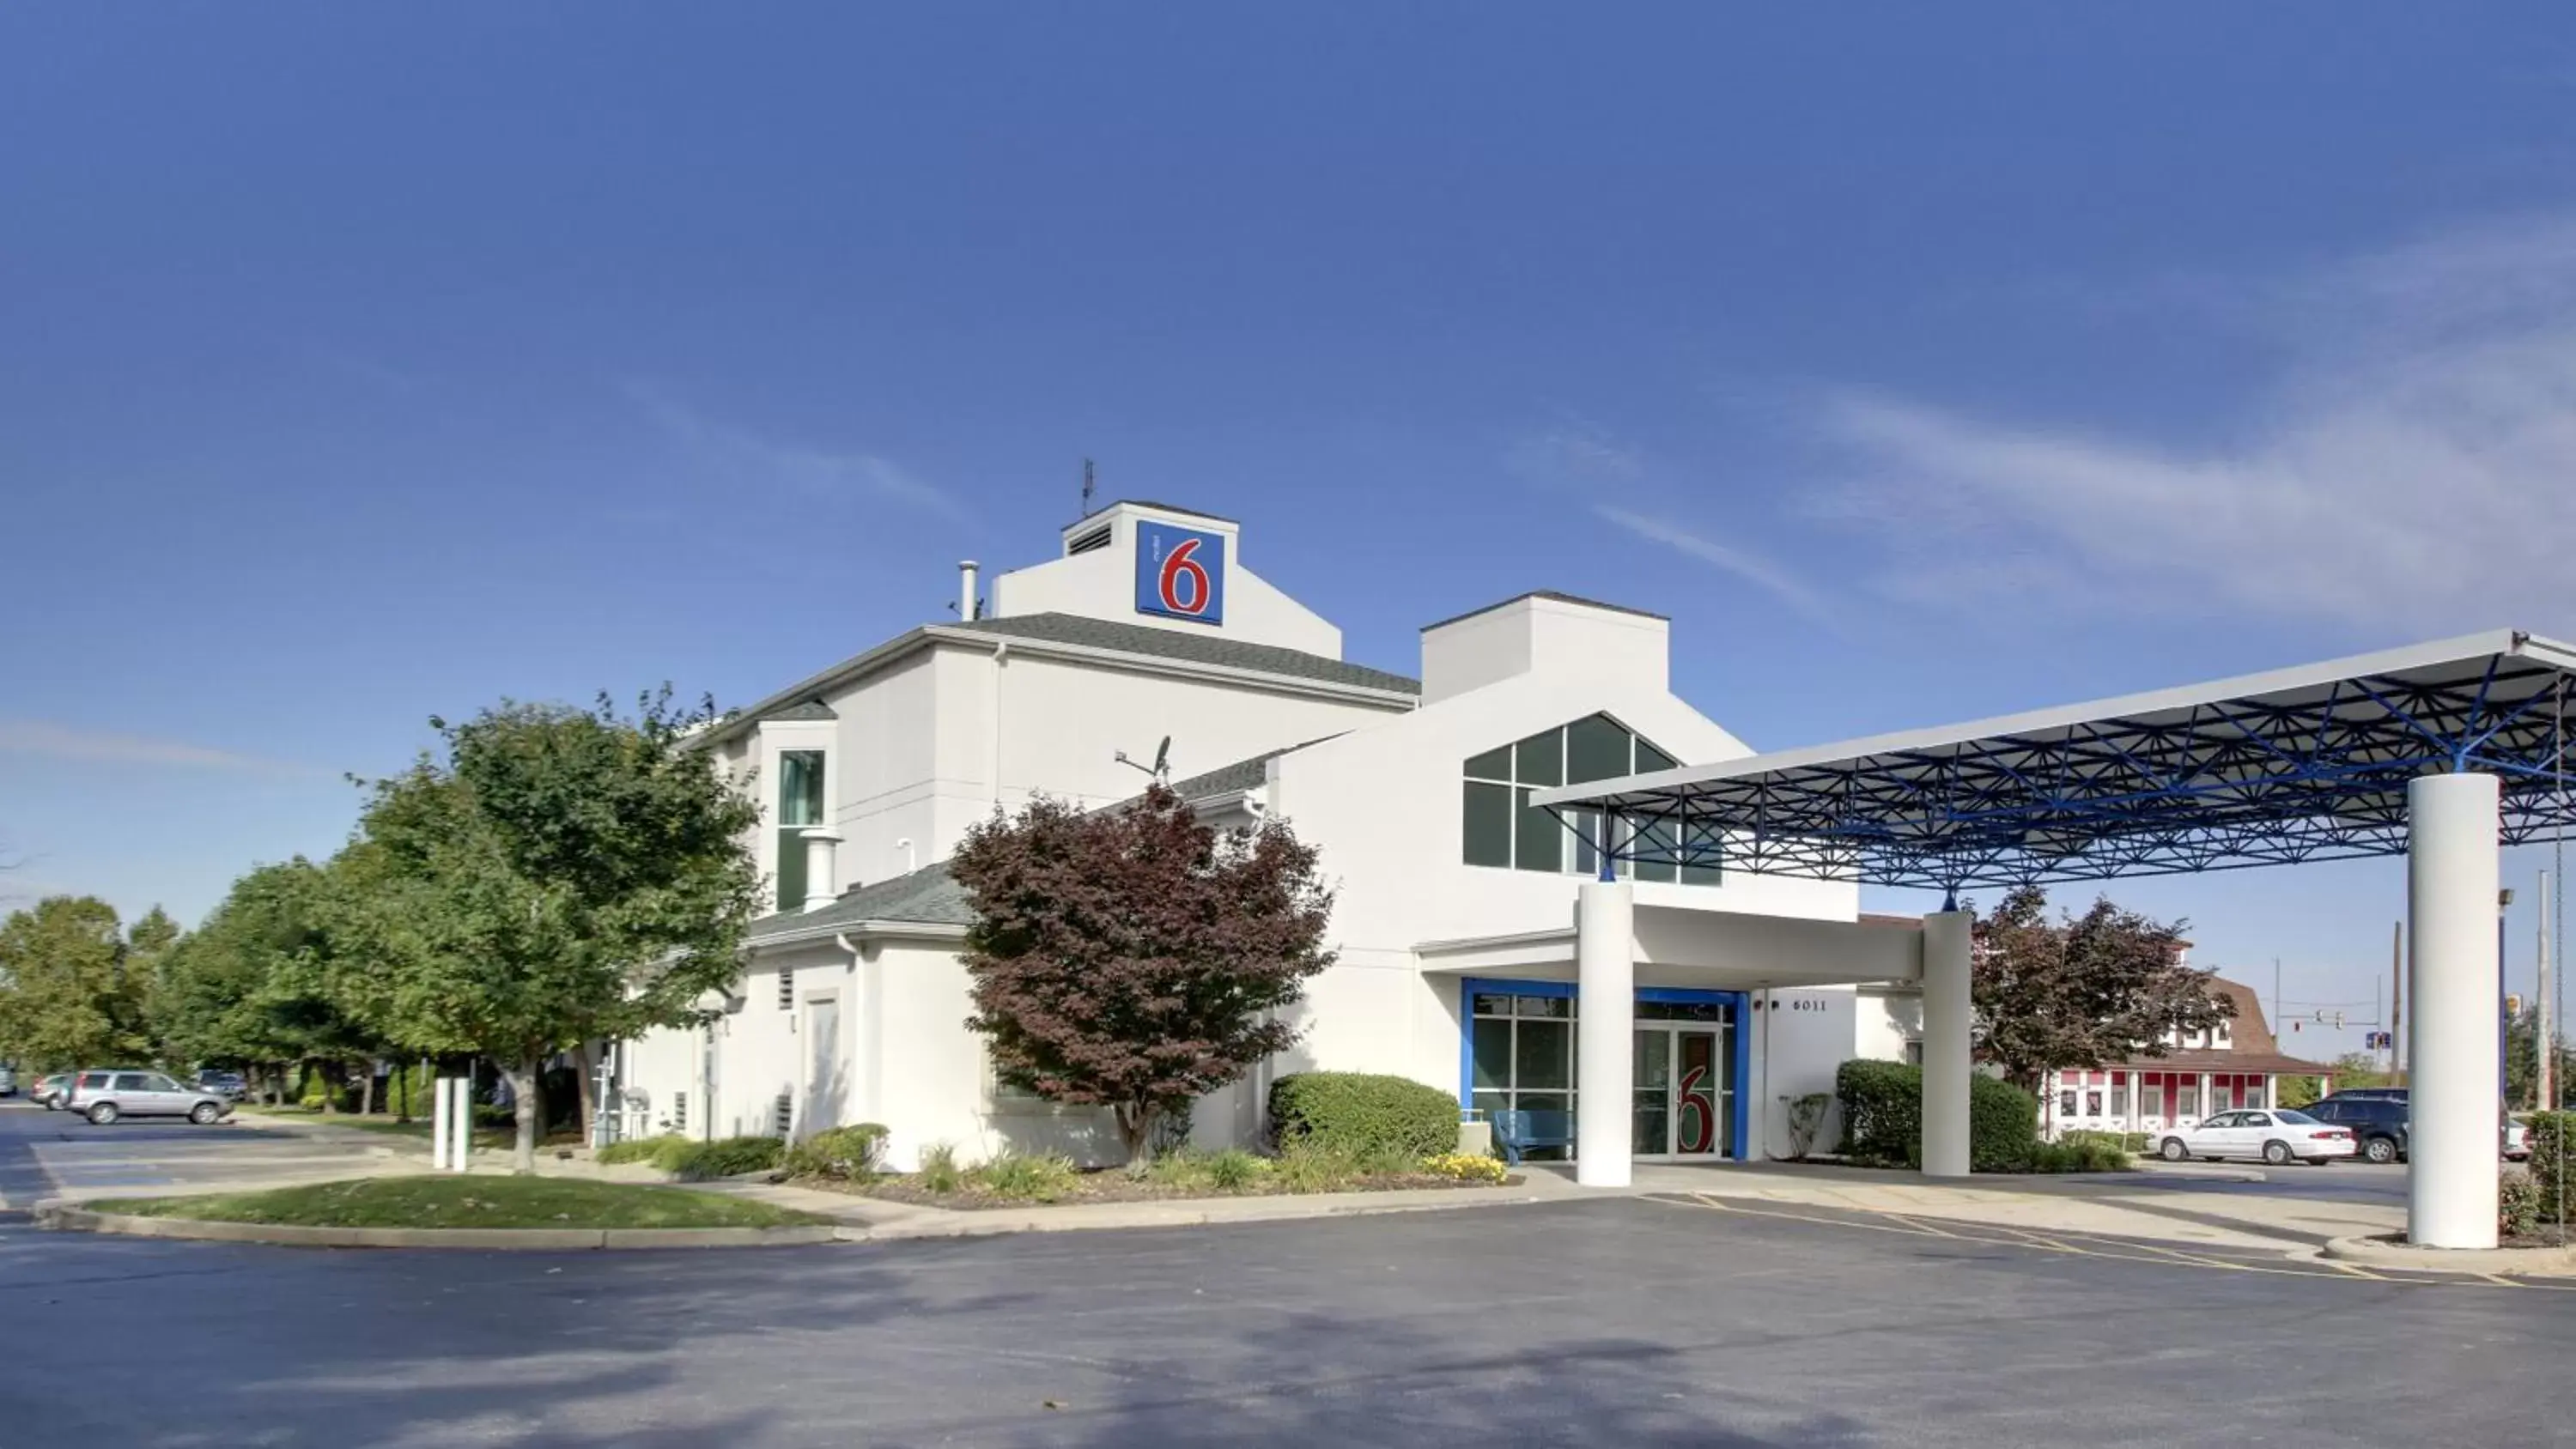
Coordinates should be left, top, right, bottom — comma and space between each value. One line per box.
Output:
692, 1175, 1569, 1240
689, 1158, 2401, 1254
1604, 1160, 2404, 1250
208, 1120, 2414, 1257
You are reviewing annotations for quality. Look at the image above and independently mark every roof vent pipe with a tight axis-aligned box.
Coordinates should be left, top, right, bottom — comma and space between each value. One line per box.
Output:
958, 561, 980, 621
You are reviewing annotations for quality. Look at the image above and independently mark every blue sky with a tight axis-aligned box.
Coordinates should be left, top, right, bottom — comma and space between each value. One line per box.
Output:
8, 6, 2576, 1054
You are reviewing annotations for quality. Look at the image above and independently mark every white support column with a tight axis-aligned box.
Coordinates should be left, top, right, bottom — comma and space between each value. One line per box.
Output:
430, 1075, 452, 1169
1921, 909, 1973, 1178
1575, 879, 1636, 1186
2409, 771, 2502, 1249
447, 1077, 472, 1173
800, 828, 843, 912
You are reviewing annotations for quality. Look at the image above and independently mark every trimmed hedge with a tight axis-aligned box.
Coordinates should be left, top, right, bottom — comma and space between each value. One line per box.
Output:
2527, 1111, 2573, 1224
596, 1134, 678, 1166
783, 1123, 889, 1181
1269, 1072, 1458, 1160
1836, 1058, 2040, 1172
597, 1134, 787, 1179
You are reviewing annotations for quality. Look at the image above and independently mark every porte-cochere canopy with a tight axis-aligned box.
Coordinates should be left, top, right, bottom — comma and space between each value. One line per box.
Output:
1532, 629, 2576, 892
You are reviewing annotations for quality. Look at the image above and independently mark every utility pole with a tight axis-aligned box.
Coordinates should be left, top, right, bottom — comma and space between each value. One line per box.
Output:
2272, 957, 2281, 1044
2542, 868, 2557, 1111
2389, 920, 2401, 1082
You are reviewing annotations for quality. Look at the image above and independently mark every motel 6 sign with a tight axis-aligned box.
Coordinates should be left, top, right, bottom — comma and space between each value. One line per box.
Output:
1134, 520, 1226, 626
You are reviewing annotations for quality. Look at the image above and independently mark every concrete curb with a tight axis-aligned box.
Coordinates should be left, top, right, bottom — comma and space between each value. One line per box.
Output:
830, 1188, 1553, 1243
31, 1201, 840, 1251
2321, 1234, 2576, 1276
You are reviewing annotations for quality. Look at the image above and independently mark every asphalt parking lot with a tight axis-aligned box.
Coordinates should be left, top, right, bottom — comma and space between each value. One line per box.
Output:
4, 1190, 2567, 1448
0, 1097, 381, 1208
2151, 1157, 2410, 1203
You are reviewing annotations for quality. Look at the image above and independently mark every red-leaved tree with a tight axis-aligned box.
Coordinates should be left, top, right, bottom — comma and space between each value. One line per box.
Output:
1972, 884, 2231, 1095
951, 784, 1336, 1163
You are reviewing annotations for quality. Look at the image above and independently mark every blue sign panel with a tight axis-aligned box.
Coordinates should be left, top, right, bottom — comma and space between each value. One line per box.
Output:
1134, 521, 1225, 625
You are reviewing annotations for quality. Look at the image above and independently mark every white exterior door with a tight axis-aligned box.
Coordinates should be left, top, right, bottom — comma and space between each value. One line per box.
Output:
804, 996, 842, 1136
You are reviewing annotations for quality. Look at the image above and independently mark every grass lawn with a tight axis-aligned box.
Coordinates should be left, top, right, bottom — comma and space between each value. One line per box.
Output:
87, 1175, 830, 1230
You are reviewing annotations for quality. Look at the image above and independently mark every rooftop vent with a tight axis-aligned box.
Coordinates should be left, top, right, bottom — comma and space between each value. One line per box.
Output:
1066, 523, 1112, 557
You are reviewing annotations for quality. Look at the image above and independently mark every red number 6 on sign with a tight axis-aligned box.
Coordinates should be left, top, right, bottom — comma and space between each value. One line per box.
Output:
1158, 537, 1211, 615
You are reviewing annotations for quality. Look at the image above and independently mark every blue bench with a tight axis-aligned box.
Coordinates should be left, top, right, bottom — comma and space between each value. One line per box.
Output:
1489, 1107, 1576, 1165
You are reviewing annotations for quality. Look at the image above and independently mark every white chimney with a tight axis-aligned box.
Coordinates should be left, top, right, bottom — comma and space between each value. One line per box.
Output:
799, 828, 843, 912
958, 560, 980, 621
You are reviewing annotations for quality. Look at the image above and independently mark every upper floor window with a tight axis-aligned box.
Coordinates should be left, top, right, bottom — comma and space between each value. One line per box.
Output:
1461, 716, 1716, 885
776, 750, 826, 910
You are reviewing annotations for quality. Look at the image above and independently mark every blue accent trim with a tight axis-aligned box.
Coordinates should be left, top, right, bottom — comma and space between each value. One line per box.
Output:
1457, 976, 1750, 1162
1731, 997, 1752, 1160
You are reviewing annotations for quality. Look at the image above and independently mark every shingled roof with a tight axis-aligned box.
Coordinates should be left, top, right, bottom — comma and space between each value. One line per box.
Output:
745, 861, 975, 939
950, 613, 1419, 695
1164, 734, 1345, 803
711, 610, 1418, 743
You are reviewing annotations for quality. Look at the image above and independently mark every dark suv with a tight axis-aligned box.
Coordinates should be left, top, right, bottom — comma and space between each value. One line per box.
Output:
2306, 1095, 2408, 1163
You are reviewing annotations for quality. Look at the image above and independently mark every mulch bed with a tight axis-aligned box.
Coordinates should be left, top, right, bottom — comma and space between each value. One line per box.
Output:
796, 1169, 1523, 1211
2501, 1224, 2575, 1250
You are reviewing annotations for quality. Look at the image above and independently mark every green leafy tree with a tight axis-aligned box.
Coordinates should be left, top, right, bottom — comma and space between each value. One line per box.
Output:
0, 896, 151, 1070
951, 783, 1337, 1164
1971, 885, 2231, 1095
156, 859, 392, 1110
345, 691, 762, 1172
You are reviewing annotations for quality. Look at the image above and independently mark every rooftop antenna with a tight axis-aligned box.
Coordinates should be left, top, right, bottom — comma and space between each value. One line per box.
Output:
1115, 734, 1172, 785
1081, 458, 1097, 514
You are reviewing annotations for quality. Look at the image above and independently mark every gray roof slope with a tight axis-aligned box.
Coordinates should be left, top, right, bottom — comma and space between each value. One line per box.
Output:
952, 613, 1419, 694
1166, 734, 1345, 802
768, 700, 837, 721
714, 610, 1418, 743
747, 861, 974, 938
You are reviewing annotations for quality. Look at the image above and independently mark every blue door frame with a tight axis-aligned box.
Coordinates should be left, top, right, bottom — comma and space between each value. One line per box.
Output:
1458, 977, 1752, 1161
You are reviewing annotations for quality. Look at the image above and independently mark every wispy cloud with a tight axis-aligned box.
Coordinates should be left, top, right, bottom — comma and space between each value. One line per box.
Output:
1507, 421, 1832, 626
1505, 424, 1646, 486
1590, 505, 1834, 626
0, 720, 325, 776
1811, 213, 2576, 635
627, 383, 970, 525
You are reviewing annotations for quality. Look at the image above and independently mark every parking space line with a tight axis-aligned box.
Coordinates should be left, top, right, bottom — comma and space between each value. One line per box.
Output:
1647, 1190, 2567, 1290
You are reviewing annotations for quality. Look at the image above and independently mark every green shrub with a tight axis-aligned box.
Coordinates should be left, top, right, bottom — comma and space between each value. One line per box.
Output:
2022, 1137, 2130, 1173
1204, 1148, 1268, 1191
1969, 1076, 2040, 1171
1835, 1059, 2039, 1172
1145, 1150, 1212, 1191
658, 1135, 784, 1181
2501, 1168, 2543, 1238
1273, 1143, 1363, 1193
1269, 1072, 1458, 1160
597, 1134, 680, 1166
915, 1142, 963, 1194
2057, 1131, 2137, 1169
783, 1124, 889, 1181
970, 1150, 1081, 1202
2525, 1112, 2573, 1223
1836, 1059, 1922, 1165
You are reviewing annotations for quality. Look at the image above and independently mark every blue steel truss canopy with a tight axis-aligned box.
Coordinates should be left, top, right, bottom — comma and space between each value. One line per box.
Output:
1530, 630, 2576, 892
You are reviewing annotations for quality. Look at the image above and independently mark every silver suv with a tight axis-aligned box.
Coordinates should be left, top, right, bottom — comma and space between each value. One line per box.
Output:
64, 1070, 232, 1126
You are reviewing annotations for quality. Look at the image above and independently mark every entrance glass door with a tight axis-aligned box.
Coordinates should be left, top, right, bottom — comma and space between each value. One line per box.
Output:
1631, 1024, 1728, 1157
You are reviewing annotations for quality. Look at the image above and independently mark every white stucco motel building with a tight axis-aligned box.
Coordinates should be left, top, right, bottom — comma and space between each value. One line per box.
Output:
613, 500, 1935, 1170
